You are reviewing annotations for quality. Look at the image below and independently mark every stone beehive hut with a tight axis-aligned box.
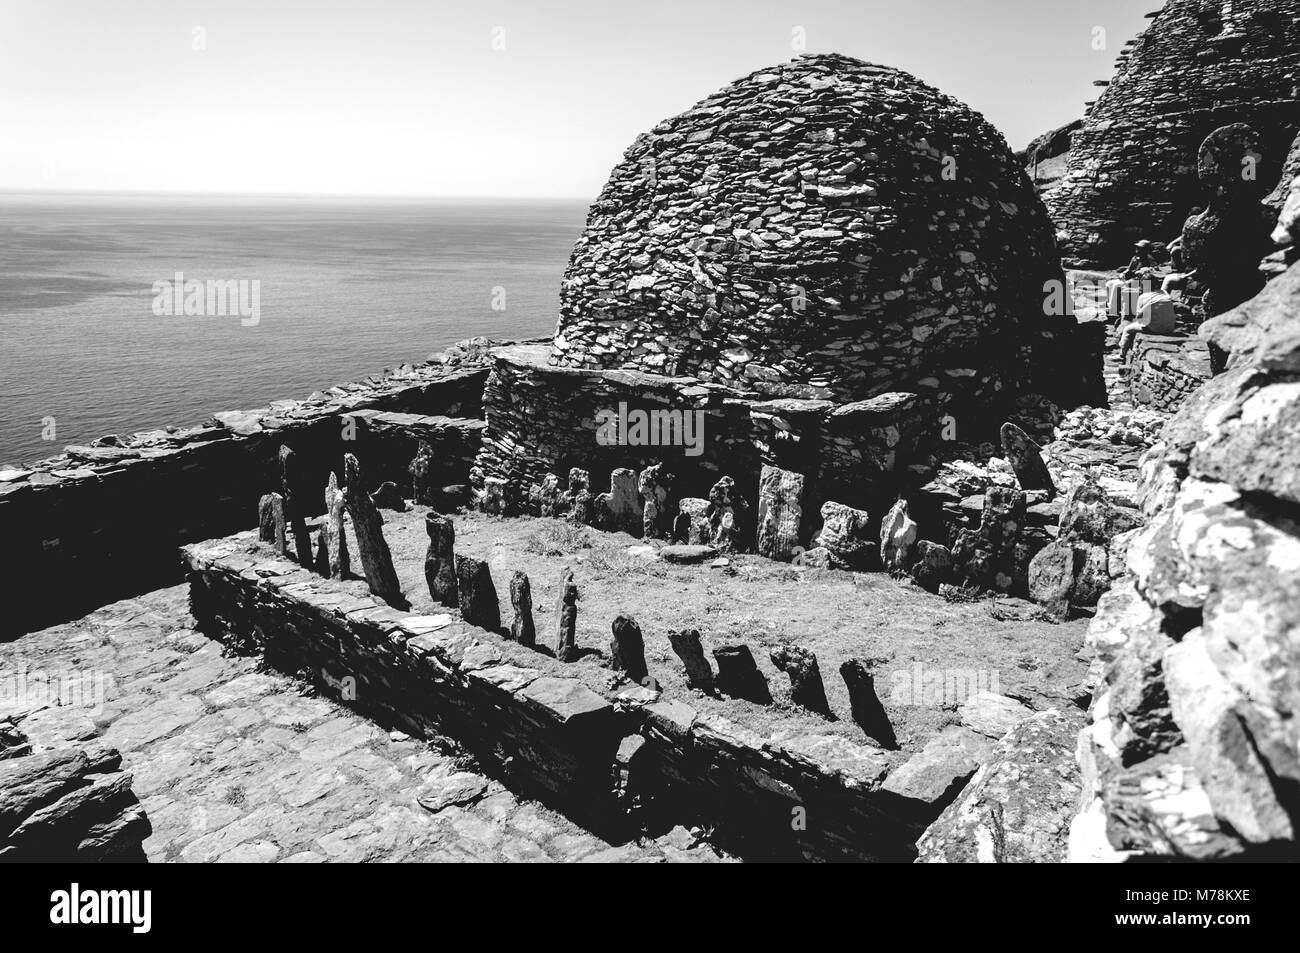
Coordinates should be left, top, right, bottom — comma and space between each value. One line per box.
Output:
551, 53, 1099, 415
1047, 0, 1300, 267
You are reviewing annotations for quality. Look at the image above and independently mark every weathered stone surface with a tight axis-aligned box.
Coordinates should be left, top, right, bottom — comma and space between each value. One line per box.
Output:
258, 492, 287, 556
342, 454, 404, 606
323, 473, 349, 580
951, 486, 1028, 593
769, 645, 832, 718
454, 555, 500, 632
508, 571, 535, 647
1000, 422, 1056, 497
917, 709, 1082, 863
712, 645, 771, 705
816, 500, 873, 570
1105, 618, 1181, 767
881, 725, 994, 806
959, 692, 1033, 740
279, 445, 314, 565
1059, 473, 1133, 544
706, 476, 748, 553
840, 658, 897, 749
564, 468, 593, 524
756, 464, 804, 562
554, 569, 579, 662
552, 54, 1095, 412
1164, 632, 1295, 845
667, 628, 714, 692
1045, 2, 1300, 268
909, 540, 953, 593
674, 498, 712, 546
638, 464, 675, 540
409, 440, 436, 505
595, 468, 640, 535
370, 481, 408, 512
878, 498, 917, 571
609, 615, 648, 685
658, 544, 717, 564
423, 512, 457, 608
1183, 124, 1274, 320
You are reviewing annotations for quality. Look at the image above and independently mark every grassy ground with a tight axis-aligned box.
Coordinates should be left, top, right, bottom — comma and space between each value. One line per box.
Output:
373, 507, 1090, 756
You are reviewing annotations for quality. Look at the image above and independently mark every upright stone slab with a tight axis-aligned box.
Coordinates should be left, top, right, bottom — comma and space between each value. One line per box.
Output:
409, 440, 435, 506
342, 453, 404, 606
313, 527, 331, 576
879, 498, 918, 571
638, 464, 675, 539
258, 492, 287, 556
531, 473, 561, 518
676, 498, 712, 545
424, 512, 458, 608
595, 467, 641, 535
509, 570, 536, 647
565, 468, 593, 525
1000, 423, 1056, 497
910, 540, 953, 593
323, 471, 349, 580
668, 628, 714, 692
820, 500, 874, 569
706, 476, 748, 553
455, 554, 500, 631
610, 615, 649, 685
756, 464, 804, 562
770, 645, 832, 717
841, 658, 898, 749
555, 568, 579, 662
279, 445, 314, 565
712, 644, 772, 705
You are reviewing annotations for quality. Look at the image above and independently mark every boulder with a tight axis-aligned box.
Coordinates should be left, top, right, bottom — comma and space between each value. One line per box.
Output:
959, 692, 1033, 739
878, 498, 917, 571
910, 540, 953, 593
916, 709, 1082, 862
818, 500, 874, 570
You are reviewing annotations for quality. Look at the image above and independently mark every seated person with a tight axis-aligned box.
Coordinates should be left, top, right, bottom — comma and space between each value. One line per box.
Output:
1117, 291, 1177, 361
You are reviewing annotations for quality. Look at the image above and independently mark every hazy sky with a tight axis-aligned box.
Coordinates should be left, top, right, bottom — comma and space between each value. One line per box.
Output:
0, 0, 1151, 198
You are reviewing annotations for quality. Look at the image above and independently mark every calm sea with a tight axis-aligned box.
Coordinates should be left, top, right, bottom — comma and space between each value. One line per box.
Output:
0, 193, 590, 465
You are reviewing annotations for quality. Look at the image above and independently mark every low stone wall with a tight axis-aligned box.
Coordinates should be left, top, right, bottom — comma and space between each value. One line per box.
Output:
0, 737, 150, 862
0, 350, 492, 640
474, 343, 934, 519
1122, 332, 1212, 413
182, 532, 963, 860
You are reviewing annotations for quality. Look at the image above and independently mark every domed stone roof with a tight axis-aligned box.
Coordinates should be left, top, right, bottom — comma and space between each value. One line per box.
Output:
1047, 0, 1300, 266
552, 53, 1086, 410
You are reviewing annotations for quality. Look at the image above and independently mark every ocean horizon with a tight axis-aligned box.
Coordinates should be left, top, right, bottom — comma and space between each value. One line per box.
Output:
0, 192, 590, 465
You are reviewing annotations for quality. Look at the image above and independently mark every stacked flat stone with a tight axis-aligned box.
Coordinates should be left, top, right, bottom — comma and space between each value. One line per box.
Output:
1046, 0, 1300, 267
1070, 260, 1300, 860
551, 53, 1096, 412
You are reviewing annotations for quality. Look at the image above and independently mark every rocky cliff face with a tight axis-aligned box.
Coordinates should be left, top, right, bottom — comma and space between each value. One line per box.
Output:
553, 53, 1100, 415
1046, 0, 1300, 267
1070, 259, 1300, 860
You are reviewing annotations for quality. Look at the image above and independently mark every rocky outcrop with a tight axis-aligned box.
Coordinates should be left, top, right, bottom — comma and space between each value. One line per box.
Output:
1071, 260, 1300, 861
0, 733, 149, 862
552, 53, 1099, 413
917, 709, 1083, 863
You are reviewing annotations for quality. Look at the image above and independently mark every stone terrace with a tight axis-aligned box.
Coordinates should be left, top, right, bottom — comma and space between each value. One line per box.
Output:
0, 586, 719, 863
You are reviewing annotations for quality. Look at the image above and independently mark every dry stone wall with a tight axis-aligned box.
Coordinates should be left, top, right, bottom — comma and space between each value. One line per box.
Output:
1121, 333, 1213, 412
552, 53, 1100, 416
0, 342, 496, 639
1071, 261, 1300, 861
1047, 0, 1300, 266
